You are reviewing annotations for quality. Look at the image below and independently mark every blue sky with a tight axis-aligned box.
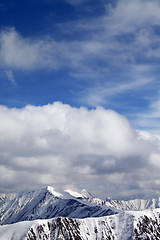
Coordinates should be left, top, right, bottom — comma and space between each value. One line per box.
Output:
1, 0, 160, 131
1, 0, 160, 197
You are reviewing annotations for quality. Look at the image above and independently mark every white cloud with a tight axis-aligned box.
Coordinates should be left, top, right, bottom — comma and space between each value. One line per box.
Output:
1, 0, 160, 73
0, 102, 160, 197
5, 70, 16, 85
0, 27, 59, 70
107, 0, 160, 33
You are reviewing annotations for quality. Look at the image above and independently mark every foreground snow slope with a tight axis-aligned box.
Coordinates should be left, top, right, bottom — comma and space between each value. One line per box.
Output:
1, 208, 160, 240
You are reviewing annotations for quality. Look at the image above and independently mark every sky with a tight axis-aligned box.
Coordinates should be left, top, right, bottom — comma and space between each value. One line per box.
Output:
1, 0, 160, 198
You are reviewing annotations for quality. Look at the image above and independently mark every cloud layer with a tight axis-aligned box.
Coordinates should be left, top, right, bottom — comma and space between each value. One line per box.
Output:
0, 102, 160, 197
1, 0, 160, 197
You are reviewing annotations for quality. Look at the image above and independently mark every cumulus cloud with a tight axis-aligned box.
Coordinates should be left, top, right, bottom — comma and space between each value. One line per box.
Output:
0, 102, 160, 197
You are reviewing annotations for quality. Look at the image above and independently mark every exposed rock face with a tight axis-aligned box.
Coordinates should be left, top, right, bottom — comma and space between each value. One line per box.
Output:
134, 214, 160, 239
27, 218, 82, 240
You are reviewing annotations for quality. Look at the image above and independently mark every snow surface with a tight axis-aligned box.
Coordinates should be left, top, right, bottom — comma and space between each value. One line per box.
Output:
46, 186, 63, 198
1, 208, 160, 239
64, 189, 83, 198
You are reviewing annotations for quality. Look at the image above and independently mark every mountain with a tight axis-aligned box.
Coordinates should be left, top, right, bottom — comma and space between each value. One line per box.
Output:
2, 186, 160, 239
65, 188, 160, 211
1, 186, 160, 226
1, 208, 160, 239
103, 197, 160, 210
0, 186, 115, 225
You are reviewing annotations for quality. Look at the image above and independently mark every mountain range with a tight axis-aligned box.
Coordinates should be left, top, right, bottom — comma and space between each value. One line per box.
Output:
1, 186, 160, 239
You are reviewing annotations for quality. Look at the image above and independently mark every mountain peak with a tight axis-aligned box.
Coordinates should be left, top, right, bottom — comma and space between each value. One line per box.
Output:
46, 186, 63, 198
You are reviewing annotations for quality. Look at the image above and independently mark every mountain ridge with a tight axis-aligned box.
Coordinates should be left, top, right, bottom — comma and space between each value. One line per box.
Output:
1, 208, 160, 240
0, 186, 115, 225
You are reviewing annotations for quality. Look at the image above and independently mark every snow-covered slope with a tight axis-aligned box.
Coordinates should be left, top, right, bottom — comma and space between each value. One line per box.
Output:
65, 188, 160, 211
103, 197, 160, 210
0, 186, 115, 225
1, 208, 160, 240
65, 188, 92, 199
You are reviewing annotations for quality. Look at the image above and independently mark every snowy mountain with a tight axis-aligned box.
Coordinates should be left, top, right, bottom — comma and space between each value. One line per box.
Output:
1, 186, 160, 227
0, 186, 115, 225
103, 197, 160, 211
1, 208, 160, 239
2, 186, 160, 239
65, 188, 160, 211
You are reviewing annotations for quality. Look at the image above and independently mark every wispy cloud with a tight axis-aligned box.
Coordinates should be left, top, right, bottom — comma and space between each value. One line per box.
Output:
81, 64, 154, 106
1, 1, 160, 71
5, 70, 16, 85
133, 96, 160, 133
0, 27, 59, 70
